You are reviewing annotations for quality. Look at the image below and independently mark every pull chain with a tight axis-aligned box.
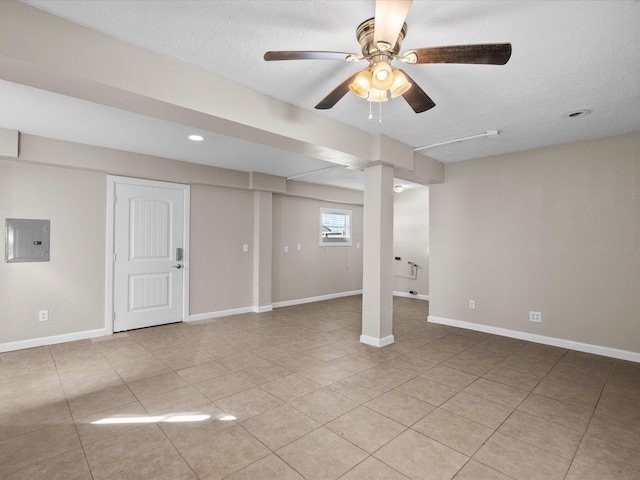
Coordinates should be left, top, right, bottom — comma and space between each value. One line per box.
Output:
367, 98, 383, 123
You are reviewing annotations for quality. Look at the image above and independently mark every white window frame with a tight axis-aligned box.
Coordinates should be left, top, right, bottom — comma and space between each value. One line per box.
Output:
319, 207, 352, 246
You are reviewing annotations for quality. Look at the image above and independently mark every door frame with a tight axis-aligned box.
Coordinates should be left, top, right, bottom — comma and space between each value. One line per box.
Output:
105, 175, 190, 335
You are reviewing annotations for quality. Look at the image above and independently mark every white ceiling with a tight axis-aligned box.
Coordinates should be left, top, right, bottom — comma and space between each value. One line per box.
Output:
5, 1, 640, 191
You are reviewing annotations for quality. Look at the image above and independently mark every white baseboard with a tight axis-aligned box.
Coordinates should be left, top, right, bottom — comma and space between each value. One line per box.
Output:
428, 315, 640, 363
360, 334, 395, 348
393, 291, 429, 301
189, 292, 422, 321
272, 290, 363, 309
0, 328, 107, 353
254, 305, 273, 313
187, 304, 272, 323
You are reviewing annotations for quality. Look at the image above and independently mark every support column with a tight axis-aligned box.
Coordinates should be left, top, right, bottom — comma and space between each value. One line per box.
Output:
361, 163, 395, 347
253, 190, 273, 312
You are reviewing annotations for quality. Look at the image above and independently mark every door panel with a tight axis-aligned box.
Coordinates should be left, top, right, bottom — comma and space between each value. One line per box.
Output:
113, 182, 186, 332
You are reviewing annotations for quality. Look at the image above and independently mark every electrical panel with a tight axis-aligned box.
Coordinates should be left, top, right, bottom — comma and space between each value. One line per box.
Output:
5, 218, 50, 263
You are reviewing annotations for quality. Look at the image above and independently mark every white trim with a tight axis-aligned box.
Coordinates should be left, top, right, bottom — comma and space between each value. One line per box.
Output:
360, 334, 395, 348
188, 290, 420, 322
0, 329, 106, 353
105, 179, 116, 335
272, 290, 362, 309
254, 305, 274, 313
393, 291, 429, 301
187, 304, 273, 323
105, 176, 190, 334
428, 315, 640, 363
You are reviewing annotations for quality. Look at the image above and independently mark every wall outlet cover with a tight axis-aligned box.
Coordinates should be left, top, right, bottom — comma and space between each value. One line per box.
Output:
529, 311, 542, 323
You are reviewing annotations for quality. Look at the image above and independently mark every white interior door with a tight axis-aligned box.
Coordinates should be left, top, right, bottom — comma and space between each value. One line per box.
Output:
112, 180, 188, 332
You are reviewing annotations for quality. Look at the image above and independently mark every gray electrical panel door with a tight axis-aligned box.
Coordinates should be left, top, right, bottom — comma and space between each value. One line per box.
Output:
5, 218, 50, 262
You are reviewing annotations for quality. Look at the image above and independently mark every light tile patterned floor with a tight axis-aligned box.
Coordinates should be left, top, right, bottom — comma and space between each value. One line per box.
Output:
1, 296, 639, 479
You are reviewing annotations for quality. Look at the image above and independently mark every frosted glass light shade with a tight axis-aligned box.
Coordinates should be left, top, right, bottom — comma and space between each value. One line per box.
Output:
372, 62, 393, 90
390, 70, 412, 98
368, 88, 388, 102
349, 70, 372, 98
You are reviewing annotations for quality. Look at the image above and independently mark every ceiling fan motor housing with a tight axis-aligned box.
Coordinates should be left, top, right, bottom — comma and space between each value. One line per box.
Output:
356, 17, 407, 58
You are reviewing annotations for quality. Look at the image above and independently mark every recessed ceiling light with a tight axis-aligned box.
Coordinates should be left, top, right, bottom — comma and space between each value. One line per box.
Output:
566, 110, 591, 119
393, 185, 404, 193
188, 134, 204, 142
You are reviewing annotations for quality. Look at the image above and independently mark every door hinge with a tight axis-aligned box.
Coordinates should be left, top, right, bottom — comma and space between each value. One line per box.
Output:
112, 311, 116, 321
113, 252, 117, 262
114, 194, 117, 204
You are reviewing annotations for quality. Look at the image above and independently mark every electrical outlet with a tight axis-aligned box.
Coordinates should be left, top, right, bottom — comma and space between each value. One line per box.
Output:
38, 309, 48, 322
529, 311, 542, 323
469, 300, 475, 309
283, 245, 288, 253
243, 244, 249, 252
297, 243, 302, 251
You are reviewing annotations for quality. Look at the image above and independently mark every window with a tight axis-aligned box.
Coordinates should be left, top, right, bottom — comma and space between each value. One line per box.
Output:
319, 207, 352, 246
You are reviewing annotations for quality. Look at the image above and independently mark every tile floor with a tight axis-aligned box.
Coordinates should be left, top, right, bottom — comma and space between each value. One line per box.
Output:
1, 296, 639, 479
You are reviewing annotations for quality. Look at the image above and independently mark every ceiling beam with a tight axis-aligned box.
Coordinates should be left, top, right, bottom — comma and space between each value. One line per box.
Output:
0, 1, 443, 186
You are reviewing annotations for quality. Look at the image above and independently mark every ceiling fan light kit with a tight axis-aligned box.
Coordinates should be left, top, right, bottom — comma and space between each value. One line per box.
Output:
348, 63, 411, 103
368, 88, 388, 103
390, 69, 411, 98
264, 0, 512, 114
371, 61, 394, 90
349, 70, 373, 98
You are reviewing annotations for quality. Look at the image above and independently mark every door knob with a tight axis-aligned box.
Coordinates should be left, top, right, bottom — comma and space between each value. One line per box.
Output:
173, 264, 183, 269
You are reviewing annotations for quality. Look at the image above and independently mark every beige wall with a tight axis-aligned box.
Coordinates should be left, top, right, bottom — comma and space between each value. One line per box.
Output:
393, 188, 429, 296
430, 131, 640, 353
272, 195, 364, 303
0, 159, 106, 343
0, 136, 368, 347
189, 185, 254, 314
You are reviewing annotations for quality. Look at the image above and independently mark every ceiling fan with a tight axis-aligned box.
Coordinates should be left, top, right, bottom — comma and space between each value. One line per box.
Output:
264, 0, 512, 113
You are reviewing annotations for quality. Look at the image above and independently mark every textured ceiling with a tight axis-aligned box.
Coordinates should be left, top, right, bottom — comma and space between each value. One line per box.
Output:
5, 0, 640, 190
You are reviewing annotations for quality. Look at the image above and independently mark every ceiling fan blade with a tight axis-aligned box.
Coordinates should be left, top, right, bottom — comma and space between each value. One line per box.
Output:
315, 72, 360, 110
398, 69, 436, 113
407, 43, 512, 65
373, 0, 413, 50
264, 51, 359, 62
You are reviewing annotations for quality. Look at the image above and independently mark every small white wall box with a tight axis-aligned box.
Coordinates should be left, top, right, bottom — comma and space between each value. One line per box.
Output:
5, 219, 50, 263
